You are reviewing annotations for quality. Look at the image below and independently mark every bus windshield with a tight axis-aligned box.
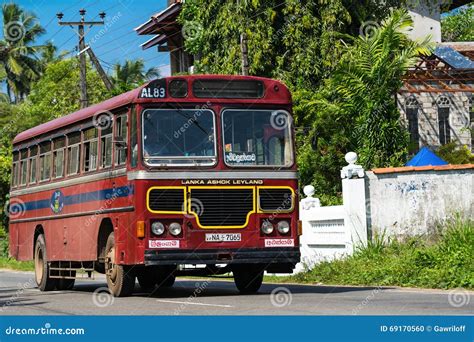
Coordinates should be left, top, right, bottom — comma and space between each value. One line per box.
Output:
222, 109, 293, 167
142, 109, 216, 166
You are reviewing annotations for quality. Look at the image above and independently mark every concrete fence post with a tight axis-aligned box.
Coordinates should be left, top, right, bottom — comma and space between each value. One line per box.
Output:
341, 152, 368, 252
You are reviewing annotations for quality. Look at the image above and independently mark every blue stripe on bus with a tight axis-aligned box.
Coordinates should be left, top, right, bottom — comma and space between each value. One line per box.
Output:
22, 185, 133, 212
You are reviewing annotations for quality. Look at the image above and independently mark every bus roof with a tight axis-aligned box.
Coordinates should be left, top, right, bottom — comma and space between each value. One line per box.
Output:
13, 75, 290, 146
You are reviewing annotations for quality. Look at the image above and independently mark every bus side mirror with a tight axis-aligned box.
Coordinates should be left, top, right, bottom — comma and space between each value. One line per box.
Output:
114, 137, 127, 149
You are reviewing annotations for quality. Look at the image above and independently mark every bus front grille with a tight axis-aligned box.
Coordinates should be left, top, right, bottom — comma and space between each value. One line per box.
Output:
258, 188, 293, 211
189, 188, 254, 228
148, 187, 185, 213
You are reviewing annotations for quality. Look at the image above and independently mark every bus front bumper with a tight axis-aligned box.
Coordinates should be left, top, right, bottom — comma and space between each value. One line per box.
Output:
144, 247, 300, 266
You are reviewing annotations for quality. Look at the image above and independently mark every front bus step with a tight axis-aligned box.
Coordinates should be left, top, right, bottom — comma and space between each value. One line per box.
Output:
48, 261, 96, 279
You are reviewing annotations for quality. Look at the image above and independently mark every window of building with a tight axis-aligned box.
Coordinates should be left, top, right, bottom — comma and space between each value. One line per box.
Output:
39, 142, 52, 182
52, 137, 66, 179
405, 96, 420, 151
29, 145, 38, 184
114, 114, 128, 166
12, 151, 19, 188
83, 127, 98, 172
437, 96, 451, 145
100, 125, 113, 169
19, 150, 28, 186
67, 132, 81, 176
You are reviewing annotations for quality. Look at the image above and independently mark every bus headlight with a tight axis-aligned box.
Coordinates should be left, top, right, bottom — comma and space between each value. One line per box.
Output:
168, 222, 182, 236
261, 220, 274, 234
277, 221, 290, 234
151, 221, 165, 236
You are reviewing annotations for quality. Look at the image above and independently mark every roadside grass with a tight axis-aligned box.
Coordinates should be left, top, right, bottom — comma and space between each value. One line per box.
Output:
0, 257, 34, 271
267, 216, 474, 290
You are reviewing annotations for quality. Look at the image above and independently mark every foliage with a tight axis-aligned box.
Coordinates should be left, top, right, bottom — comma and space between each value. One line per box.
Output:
111, 59, 160, 94
277, 216, 474, 289
0, 3, 45, 102
436, 142, 474, 164
441, 4, 474, 42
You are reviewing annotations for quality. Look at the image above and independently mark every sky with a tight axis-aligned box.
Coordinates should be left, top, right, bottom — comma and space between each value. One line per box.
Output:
2, 0, 171, 76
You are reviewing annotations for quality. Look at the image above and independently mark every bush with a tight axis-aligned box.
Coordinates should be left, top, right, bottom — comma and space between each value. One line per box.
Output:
437, 142, 474, 164
290, 216, 474, 289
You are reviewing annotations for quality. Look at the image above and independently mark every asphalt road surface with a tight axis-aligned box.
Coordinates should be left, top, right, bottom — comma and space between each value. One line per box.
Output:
0, 270, 472, 315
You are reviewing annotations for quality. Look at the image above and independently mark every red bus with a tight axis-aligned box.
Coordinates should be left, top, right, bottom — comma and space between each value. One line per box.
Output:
8, 75, 300, 297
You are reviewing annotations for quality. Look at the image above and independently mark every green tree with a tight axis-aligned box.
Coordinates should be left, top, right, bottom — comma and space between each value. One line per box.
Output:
441, 4, 474, 42
0, 3, 45, 102
111, 59, 160, 93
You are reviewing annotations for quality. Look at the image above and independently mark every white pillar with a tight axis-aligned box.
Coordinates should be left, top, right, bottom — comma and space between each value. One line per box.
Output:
341, 152, 368, 252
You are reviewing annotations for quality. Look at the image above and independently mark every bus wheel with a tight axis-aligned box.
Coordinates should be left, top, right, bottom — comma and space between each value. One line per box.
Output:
104, 233, 135, 297
56, 271, 76, 290
34, 234, 57, 291
232, 264, 264, 294
137, 272, 156, 292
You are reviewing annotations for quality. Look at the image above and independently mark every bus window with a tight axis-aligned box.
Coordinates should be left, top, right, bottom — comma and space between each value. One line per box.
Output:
11, 151, 19, 188
83, 127, 98, 172
130, 108, 138, 168
67, 132, 81, 176
39, 142, 52, 182
53, 137, 66, 179
100, 125, 112, 169
29, 145, 38, 184
19, 150, 28, 186
114, 114, 128, 166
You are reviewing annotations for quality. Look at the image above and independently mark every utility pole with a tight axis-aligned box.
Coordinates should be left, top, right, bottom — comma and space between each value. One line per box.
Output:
84, 46, 114, 91
240, 33, 249, 76
57, 10, 107, 108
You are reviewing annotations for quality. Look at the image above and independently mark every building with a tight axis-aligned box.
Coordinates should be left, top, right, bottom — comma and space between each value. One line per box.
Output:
135, 0, 192, 75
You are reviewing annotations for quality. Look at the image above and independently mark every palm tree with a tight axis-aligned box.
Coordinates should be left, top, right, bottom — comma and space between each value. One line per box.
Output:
329, 9, 432, 168
0, 3, 45, 102
111, 59, 160, 91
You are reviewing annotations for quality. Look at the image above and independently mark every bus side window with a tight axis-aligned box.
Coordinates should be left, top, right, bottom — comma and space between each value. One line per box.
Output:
83, 127, 98, 172
53, 137, 66, 179
29, 145, 38, 184
130, 107, 137, 168
114, 114, 128, 166
19, 149, 28, 186
39, 142, 52, 182
11, 151, 19, 188
67, 132, 81, 176
100, 125, 113, 169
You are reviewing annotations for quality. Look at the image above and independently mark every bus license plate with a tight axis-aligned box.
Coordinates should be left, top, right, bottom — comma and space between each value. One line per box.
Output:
205, 233, 241, 242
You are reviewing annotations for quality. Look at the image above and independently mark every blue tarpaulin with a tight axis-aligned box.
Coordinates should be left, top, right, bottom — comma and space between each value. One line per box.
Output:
406, 147, 448, 166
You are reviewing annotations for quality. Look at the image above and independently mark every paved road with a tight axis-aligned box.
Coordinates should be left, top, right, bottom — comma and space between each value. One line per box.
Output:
0, 270, 472, 315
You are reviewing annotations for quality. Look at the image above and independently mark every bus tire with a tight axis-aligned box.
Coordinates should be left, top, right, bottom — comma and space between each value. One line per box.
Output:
56, 271, 76, 290
34, 234, 57, 291
105, 233, 135, 297
232, 264, 264, 294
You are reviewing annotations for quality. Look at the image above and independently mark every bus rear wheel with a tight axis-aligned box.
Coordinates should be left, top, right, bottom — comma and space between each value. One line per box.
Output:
232, 264, 264, 294
34, 234, 57, 291
105, 233, 135, 297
